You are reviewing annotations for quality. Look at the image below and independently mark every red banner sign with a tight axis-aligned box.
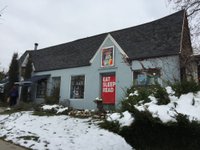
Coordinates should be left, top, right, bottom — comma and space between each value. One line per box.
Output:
101, 75, 116, 104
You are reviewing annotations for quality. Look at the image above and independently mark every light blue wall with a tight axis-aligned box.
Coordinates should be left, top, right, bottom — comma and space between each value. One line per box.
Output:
33, 35, 133, 110
89, 36, 133, 109
33, 36, 181, 110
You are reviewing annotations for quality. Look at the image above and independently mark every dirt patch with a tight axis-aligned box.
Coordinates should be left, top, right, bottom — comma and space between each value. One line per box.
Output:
0, 139, 28, 150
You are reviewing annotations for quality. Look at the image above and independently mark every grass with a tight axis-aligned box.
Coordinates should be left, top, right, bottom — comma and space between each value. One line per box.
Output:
17, 136, 39, 141
0, 109, 17, 115
0, 102, 41, 115
32, 111, 58, 116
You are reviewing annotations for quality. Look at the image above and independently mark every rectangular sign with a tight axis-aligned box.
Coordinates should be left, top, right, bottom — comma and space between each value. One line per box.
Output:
101, 47, 114, 67
101, 75, 116, 104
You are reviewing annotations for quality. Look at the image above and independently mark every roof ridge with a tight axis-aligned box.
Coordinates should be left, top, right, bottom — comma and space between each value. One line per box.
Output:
30, 10, 184, 52
33, 33, 107, 52
110, 10, 185, 35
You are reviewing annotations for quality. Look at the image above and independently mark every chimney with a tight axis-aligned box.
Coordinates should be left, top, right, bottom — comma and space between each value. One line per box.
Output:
34, 43, 38, 50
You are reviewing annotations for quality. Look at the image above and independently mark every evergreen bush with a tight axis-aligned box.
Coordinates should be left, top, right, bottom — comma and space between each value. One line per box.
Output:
99, 120, 120, 134
153, 84, 170, 105
121, 84, 170, 112
121, 87, 151, 113
119, 111, 200, 150
172, 80, 200, 97
101, 80, 200, 149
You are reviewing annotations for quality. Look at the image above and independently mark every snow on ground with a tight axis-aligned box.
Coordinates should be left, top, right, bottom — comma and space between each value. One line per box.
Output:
41, 104, 61, 110
2, 86, 200, 149
135, 87, 200, 123
41, 104, 69, 114
0, 111, 132, 150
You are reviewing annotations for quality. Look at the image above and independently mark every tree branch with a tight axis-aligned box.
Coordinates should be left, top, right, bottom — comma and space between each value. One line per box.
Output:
188, 8, 200, 16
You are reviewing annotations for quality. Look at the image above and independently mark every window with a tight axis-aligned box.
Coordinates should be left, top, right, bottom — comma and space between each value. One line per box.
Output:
36, 79, 47, 98
70, 75, 85, 99
134, 69, 161, 86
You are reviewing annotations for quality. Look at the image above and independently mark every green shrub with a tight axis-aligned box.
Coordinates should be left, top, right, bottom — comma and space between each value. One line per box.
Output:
121, 84, 170, 112
103, 80, 200, 149
121, 87, 151, 113
119, 109, 200, 150
33, 110, 57, 116
1, 102, 40, 114
13, 102, 37, 111
100, 80, 200, 149
99, 120, 120, 134
153, 84, 170, 105
172, 80, 200, 97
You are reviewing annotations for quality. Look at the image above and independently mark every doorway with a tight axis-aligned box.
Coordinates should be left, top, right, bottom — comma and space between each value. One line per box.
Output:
101, 73, 116, 104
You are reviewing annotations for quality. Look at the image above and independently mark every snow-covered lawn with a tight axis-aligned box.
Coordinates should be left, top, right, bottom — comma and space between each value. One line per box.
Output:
0, 111, 132, 150
134, 87, 200, 123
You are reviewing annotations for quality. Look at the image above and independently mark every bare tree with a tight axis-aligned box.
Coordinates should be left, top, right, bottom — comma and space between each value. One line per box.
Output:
0, 6, 7, 19
168, 0, 200, 53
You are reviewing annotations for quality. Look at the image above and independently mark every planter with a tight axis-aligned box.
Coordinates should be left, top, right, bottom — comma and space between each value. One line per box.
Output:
94, 100, 104, 112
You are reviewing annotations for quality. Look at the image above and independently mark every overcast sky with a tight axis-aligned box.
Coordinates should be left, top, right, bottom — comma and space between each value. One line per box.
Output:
0, 0, 174, 71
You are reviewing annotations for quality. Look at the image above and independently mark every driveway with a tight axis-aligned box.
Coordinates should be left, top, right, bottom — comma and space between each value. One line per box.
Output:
0, 108, 26, 150
0, 139, 27, 150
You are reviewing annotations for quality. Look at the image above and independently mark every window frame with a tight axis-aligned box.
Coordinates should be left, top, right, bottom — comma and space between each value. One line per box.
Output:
133, 68, 161, 86
70, 75, 85, 99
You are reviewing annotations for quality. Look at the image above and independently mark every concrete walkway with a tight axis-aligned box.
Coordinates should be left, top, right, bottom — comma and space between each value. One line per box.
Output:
0, 140, 27, 150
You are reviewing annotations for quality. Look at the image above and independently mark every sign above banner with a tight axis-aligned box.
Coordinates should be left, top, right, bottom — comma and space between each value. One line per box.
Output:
101, 46, 114, 67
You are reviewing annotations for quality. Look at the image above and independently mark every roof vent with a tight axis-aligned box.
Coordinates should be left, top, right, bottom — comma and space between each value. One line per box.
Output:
34, 43, 38, 50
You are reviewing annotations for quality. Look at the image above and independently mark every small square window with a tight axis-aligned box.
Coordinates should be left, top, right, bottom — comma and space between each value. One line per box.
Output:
70, 75, 85, 99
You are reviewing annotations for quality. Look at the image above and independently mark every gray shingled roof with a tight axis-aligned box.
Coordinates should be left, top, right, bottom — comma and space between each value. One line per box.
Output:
26, 10, 185, 72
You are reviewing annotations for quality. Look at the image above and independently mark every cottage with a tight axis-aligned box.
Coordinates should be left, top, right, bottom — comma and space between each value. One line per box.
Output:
19, 10, 193, 110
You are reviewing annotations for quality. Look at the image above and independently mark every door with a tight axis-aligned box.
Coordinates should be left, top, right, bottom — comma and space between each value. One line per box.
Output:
101, 74, 116, 104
